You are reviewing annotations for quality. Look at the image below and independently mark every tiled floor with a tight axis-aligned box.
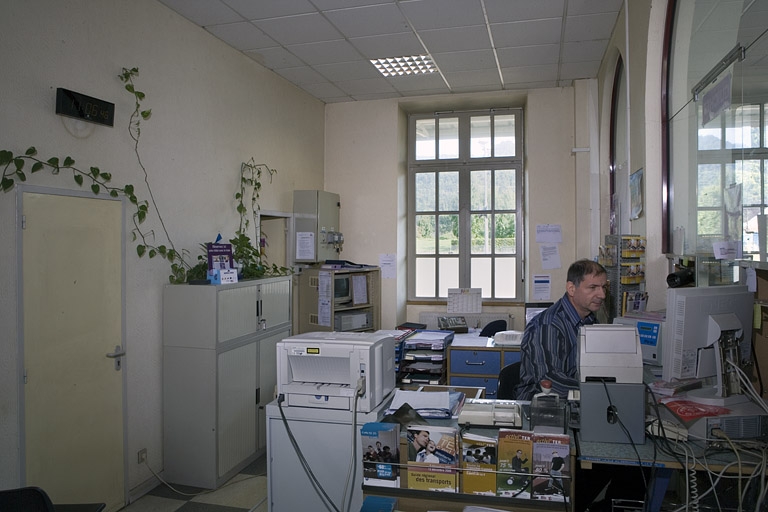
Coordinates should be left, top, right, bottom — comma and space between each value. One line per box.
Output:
120, 455, 268, 512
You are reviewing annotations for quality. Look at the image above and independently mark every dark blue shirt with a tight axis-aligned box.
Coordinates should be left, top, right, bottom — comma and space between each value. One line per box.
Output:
514, 293, 597, 400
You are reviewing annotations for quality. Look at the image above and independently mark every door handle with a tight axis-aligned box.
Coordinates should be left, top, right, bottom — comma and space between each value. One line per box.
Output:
106, 345, 125, 371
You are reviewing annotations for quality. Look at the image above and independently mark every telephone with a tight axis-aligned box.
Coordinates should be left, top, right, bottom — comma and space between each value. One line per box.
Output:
494, 330, 524, 346
438, 316, 468, 333
458, 398, 522, 427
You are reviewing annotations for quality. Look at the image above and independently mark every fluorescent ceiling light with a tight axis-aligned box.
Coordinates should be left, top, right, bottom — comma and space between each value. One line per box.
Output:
370, 55, 436, 77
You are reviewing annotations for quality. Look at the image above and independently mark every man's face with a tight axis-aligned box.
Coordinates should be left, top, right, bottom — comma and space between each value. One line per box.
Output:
567, 271, 607, 318
413, 430, 429, 448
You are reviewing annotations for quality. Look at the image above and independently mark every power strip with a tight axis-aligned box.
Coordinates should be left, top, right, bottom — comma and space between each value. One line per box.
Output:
646, 417, 688, 442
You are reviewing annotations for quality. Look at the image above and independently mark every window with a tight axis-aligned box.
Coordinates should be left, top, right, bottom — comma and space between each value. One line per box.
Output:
408, 109, 524, 301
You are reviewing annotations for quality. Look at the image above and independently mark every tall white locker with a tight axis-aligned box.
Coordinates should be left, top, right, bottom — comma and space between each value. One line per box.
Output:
163, 276, 292, 488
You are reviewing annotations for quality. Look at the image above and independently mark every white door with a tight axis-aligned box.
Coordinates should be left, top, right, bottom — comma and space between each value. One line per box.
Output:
22, 190, 125, 510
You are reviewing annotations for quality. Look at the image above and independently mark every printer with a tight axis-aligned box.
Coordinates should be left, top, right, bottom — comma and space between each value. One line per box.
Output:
578, 324, 645, 444
277, 331, 396, 412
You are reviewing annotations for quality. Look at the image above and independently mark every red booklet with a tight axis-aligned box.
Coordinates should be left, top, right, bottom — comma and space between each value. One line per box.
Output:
660, 398, 730, 422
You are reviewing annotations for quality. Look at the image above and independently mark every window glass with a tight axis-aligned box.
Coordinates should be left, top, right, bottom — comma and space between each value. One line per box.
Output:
471, 170, 492, 210
438, 258, 459, 297
495, 213, 516, 254
471, 213, 491, 254
697, 164, 722, 207
439, 172, 459, 211
470, 257, 491, 298
494, 115, 516, 156
495, 169, 516, 210
415, 215, 435, 254
415, 118, 435, 160
494, 258, 516, 298
438, 117, 459, 159
471, 116, 491, 157
725, 105, 759, 149
415, 172, 435, 211
438, 214, 459, 254
415, 258, 435, 296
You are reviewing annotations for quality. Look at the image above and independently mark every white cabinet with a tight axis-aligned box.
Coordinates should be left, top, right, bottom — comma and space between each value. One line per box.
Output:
163, 276, 291, 488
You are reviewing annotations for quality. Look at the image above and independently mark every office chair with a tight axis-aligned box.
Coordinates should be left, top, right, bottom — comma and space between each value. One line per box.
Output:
479, 319, 507, 337
496, 361, 521, 400
0, 487, 106, 512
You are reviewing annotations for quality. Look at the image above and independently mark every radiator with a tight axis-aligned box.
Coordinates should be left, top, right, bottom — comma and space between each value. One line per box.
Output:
418, 312, 512, 331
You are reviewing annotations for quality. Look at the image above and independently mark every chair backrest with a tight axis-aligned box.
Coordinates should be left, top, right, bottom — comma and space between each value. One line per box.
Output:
496, 361, 521, 400
0, 487, 55, 512
479, 319, 507, 337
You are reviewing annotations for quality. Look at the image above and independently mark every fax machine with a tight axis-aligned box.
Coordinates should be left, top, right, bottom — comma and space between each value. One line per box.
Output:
276, 331, 396, 412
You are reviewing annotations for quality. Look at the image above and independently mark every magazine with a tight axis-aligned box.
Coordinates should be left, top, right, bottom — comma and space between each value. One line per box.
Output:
406, 425, 459, 492
461, 432, 497, 496
496, 429, 533, 499
531, 433, 570, 502
361, 422, 400, 488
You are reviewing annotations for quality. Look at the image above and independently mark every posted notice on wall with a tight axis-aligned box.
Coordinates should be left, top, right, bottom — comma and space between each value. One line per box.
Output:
535, 224, 562, 243
296, 232, 315, 260
539, 244, 561, 270
532, 274, 552, 301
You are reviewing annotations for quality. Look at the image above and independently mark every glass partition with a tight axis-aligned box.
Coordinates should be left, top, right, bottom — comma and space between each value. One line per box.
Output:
667, 0, 768, 261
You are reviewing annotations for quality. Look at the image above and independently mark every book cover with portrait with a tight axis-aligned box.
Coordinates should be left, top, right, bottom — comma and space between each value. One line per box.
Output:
405, 425, 458, 492
531, 433, 570, 502
361, 422, 400, 488
496, 428, 533, 499
460, 431, 497, 495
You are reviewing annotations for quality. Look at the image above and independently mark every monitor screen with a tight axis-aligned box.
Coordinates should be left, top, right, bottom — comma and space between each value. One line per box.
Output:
334, 275, 351, 304
662, 285, 753, 383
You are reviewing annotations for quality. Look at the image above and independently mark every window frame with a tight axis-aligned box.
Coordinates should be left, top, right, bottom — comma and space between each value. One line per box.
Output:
407, 108, 525, 302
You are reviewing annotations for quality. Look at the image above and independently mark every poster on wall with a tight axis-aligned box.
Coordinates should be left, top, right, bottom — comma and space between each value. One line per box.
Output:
630, 168, 643, 220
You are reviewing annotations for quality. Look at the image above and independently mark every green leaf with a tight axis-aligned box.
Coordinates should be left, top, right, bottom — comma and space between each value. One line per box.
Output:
129, 195, 138, 205
16, 170, 26, 181
91, 184, 100, 194
124, 184, 134, 195
137, 245, 146, 257
63, 156, 75, 167
74, 174, 83, 186
109, 190, 119, 198
2, 177, 14, 191
101, 172, 112, 181
47, 157, 59, 166
125, 84, 135, 93
0, 150, 12, 166
13, 158, 24, 171
158, 245, 167, 256
141, 109, 151, 120
149, 249, 157, 258
136, 91, 146, 101
31, 162, 44, 173
25, 147, 37, 156
91, 167, 100, 178
137, 210, 146, 223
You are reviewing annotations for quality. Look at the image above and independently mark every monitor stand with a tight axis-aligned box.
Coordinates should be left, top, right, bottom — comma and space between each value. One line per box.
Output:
686, 385, 750, 407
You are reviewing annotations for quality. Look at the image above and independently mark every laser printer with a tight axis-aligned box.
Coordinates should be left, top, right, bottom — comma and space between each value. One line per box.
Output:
277, 331, 396, 412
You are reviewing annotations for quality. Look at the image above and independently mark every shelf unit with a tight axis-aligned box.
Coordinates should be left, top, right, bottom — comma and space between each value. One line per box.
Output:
297, 266, 380, 333
447, 338, 521, 398
162, 276, 292, 489
398, 331, 453, 386
601, 234, 646, 320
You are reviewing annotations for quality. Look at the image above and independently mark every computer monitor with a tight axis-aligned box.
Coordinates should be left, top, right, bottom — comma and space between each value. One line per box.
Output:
662, 285, 754, 404
334, 275, 352, 305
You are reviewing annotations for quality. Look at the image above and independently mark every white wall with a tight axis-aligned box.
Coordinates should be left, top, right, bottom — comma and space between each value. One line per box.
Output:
0, 0, 324, 494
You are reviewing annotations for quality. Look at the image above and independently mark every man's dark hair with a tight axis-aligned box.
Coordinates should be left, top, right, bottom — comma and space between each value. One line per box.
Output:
567, 259, 606, 287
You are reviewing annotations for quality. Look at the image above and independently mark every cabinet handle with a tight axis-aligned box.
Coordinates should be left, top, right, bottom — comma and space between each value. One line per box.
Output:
465, 360, 486, 366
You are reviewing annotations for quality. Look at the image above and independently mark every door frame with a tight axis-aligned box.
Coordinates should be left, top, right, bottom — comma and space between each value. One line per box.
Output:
16, 184, 128, 504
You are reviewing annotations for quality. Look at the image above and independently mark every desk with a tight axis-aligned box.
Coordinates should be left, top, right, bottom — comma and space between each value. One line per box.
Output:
577, 432, 767, 511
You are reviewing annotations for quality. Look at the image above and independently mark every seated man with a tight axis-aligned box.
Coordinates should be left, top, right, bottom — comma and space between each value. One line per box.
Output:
515, 259, 607, 401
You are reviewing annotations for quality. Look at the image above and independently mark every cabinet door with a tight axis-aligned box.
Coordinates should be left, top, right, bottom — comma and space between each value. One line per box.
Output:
257, 326, 291, 451
259, 277, 291, 328
217, 341, 258, 478
217, 284, 260, 342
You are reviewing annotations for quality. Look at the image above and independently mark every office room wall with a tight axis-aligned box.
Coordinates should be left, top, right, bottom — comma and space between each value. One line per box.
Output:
0, 0, 324, 493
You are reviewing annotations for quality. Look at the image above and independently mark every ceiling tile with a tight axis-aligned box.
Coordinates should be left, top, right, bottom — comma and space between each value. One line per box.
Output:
275, 66, 329, 85
501, 64, 558, 83
559, 60, 602, 80
205, 22, 274, 50
313, 0, 396, 9
443, 69, 502, 88
221, 0, 316, 19
314, 60, 383, 81
244, 47, 305, 69
156, 0, 241, 26
564, 13, 619, 42
387, 73, 449, 92
399, 0, 486, 30
433, 49, 499, 73
562, 40, 609, 62
491, 19, 563, 48
484, 0, 565, 22
349, 33, 425, 59
324, 4, 410, 37
419, 25, 492, 53
287, 39, 364, 65
496, 44, 560, 68
253, 13, 342, 45
568, 0, 623, 16
299, 81, 348, 99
